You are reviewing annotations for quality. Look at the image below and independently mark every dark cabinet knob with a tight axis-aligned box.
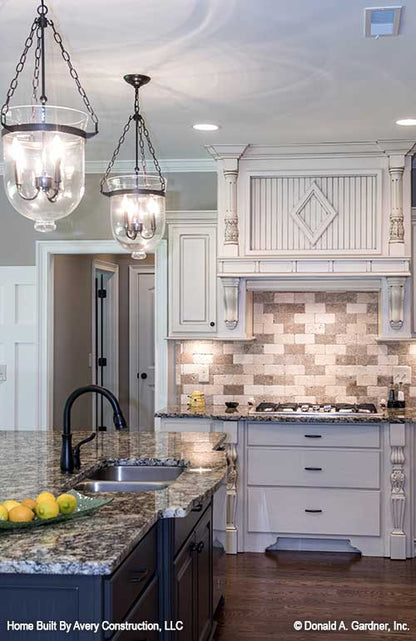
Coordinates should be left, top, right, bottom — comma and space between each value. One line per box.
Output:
139, 372, 147, 379
190, 541, 205, 554
210, 321, 215, 327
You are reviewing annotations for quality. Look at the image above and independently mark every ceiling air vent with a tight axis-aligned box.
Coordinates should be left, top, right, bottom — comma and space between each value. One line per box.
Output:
364, 6, 402, 37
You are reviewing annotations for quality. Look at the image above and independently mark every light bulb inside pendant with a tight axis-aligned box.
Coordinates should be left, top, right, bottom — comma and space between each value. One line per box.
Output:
3, 106, 87, 231
107, 174, 166, 260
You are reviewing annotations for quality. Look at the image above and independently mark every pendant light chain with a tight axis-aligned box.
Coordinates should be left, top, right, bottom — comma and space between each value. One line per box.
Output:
49, 20, 99, 132
32, 29, 42, 104
100, 115, 134, 190
1, 1, 98, 134
1, 19, 38, 124
101, 80, 166, 192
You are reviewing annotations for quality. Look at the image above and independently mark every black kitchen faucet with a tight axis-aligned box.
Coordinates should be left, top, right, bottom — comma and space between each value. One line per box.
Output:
60, 385, 128, 474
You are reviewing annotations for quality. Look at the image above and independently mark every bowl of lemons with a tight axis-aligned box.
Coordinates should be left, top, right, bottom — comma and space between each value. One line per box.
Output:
0, 490, 112, 530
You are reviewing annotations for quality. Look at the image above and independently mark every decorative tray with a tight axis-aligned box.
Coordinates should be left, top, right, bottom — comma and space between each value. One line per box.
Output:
0, 490, 112, 531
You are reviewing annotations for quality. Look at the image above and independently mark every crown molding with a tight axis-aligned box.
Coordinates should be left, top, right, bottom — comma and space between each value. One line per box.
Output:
206, 140, 416, 160
84, 158, 216, 174
0, 157, 217, 176
205, 144, 250, 160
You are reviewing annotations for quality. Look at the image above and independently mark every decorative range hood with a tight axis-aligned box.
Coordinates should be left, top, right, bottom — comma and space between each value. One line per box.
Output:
206, 141, 416, 340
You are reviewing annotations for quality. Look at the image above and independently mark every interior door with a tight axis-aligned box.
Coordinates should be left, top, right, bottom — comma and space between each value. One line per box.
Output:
94, 266, 119, 430
130, 271, 155, 429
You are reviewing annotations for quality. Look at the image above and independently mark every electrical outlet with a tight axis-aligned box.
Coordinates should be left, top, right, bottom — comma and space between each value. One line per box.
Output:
199, 366, 210, 383
393, 366, 412, 385
0, 364, 6, 382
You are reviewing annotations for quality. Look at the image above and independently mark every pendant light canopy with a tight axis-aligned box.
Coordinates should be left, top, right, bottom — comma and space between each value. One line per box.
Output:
1, 0, 98, 232
101, 74, 166, 260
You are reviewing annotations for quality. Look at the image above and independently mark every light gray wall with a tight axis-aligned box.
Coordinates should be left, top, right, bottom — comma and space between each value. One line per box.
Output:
0, 172, 217, 265
53, 255, 93, 429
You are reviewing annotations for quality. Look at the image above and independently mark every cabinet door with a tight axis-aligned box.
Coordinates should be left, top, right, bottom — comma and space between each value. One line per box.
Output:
194, 508, 213, 641
169, 225, 217, 334
112, 575, 159, 641
173, 534, 196, 641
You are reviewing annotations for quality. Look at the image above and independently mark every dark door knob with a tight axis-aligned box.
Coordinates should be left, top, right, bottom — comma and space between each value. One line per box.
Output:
139, 372, 147, 379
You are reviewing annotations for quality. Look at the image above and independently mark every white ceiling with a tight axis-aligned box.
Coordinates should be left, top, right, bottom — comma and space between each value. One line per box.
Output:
1, 0, 416, 164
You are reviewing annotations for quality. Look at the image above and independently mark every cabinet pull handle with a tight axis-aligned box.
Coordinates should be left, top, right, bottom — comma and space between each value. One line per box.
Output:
130, 569, 149, 583
305, 509, 323, 513
304, 434, 322, 438
210, 321, 215, 327
196, 541, 205, 553
192, 503, 203, 512
304, 467, 323, 471
190, 541, 205, 554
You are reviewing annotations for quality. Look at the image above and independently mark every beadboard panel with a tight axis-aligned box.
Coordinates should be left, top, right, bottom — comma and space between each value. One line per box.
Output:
249, 175, 379, 253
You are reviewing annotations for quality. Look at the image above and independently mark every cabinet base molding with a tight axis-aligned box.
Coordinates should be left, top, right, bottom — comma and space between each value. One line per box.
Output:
266, 537, 361, 555
390, 533, 407, 560
226, 526, 238, 555
243, 532, 386, 557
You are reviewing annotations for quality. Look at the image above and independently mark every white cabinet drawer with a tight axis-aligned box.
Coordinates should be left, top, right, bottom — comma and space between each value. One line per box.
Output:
247, 487, 380, 537
247, 423, 380, 448
248, 448, 380, 489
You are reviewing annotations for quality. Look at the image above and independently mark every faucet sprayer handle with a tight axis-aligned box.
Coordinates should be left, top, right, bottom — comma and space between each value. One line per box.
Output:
114, 412, 128, 430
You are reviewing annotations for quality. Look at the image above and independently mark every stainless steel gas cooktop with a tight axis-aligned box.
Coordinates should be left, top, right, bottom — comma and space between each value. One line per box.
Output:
252, 402, 380, 416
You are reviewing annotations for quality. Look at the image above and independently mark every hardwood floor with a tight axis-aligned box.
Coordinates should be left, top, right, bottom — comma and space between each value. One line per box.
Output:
213, 552, 416, 641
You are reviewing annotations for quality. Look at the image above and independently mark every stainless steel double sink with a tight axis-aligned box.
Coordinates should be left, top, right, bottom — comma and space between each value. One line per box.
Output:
75, 465, 184, 493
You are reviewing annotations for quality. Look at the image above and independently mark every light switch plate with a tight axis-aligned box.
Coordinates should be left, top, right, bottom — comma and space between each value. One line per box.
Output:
0, 364, 7, 382
199, 366, 210, 383
393, 366, 412, 385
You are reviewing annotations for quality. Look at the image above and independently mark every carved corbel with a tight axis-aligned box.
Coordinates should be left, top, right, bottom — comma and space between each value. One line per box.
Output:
387, 277, 406, 330
222, 277, 240, 329
226, 443, 238, 554
390, 423, 406, 560
224, 168, 239, 245
389, 165, 405, 244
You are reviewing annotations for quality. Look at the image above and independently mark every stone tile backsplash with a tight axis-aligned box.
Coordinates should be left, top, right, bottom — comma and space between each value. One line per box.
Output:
175, 291, 416, 407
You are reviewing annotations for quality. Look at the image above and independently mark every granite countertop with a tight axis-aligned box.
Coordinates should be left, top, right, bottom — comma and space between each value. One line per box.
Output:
156, 405, 416, 424
0, 430, 227, 576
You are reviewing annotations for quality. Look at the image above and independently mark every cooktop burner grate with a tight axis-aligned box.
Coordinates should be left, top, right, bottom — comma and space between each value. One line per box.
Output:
253, 402, 378, 414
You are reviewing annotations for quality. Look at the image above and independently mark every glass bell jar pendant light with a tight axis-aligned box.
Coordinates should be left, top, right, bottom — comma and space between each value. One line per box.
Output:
101, 74, 166, 259
1, 0, 98, 232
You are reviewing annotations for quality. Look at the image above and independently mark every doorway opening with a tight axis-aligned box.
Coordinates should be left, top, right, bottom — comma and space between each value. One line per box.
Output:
52, 252, 155, 431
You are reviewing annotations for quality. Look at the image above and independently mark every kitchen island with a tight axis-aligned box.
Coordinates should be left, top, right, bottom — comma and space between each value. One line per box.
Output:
0, 430, 227, 640
156, 406, 415, 561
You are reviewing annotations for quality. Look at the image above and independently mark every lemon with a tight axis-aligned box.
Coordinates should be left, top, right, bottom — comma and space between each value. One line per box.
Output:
0, 505, 8, 521
21, 498, 37, 511
57, 494, 77, 515
8, 505, 35, 523
36, 500, 59, 520
36, 492, 56, 505
2, 500, 20, 512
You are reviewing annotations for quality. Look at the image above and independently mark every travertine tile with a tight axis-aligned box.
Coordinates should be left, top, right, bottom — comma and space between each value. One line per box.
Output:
175, 292, 416, 405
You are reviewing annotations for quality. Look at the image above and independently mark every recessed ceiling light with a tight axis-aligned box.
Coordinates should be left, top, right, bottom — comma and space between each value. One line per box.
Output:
192, 123, 219, 131
396, 119, 416, 126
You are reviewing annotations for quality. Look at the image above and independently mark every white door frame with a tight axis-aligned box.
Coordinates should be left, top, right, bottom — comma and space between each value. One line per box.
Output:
36, 239, 168, 429
129, 264, 155, 427
92, 259, 119, 427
